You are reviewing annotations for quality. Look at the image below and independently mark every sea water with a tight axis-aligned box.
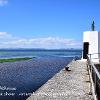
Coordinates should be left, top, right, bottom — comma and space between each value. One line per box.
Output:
0, 49, 82, 100
0, 49, 81, 58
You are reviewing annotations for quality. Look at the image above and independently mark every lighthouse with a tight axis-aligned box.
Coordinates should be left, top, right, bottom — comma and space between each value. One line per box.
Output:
82, 21, 100, 62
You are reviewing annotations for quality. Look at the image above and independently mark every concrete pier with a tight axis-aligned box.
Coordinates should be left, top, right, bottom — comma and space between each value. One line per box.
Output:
27, 60, 93, 100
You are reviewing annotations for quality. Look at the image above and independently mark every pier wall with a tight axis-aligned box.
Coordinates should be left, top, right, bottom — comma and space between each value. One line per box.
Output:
27, 60, 93, 100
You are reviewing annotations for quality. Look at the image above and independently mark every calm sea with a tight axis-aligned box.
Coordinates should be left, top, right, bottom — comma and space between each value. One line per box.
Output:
0, 49, 82, 100
0, 49, 82, 58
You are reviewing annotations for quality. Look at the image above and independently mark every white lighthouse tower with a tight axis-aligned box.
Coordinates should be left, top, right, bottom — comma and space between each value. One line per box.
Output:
82, 21, 100, 63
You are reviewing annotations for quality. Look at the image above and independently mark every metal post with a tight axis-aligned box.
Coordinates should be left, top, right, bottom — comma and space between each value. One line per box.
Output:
88, 54, 92, 95
94, 71, 97, 94
89, 64, 92, 95
87, 55, 89, 74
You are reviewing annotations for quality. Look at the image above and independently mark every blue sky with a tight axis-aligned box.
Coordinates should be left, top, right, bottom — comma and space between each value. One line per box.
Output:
0, 0, 100, 49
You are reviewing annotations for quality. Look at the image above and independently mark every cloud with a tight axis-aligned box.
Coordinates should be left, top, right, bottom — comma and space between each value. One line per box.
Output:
0, 32, 82, 49
0, 0, 8, 6
0, 32, 10, 37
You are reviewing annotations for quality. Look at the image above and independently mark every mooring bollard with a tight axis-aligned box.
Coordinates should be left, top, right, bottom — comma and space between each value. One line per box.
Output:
65, 67, 71, 71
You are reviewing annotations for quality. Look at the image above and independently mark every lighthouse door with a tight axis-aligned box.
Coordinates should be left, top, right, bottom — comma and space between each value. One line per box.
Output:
83, 42, 89, 59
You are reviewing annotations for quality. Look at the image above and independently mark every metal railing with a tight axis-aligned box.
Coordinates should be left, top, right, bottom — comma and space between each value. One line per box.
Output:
87, 54, 100, 100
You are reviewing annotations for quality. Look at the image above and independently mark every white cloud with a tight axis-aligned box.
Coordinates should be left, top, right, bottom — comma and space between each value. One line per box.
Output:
0, 32, 10, 37
0, 32, 7, 36
0, 32, 82, 49
0, 0, 8, 6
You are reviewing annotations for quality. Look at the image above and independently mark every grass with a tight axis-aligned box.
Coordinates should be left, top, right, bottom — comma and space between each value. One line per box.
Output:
0, 57, 32, 63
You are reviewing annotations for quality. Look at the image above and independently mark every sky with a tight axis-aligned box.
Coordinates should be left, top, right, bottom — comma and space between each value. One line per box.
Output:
0, 0, 100, 49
